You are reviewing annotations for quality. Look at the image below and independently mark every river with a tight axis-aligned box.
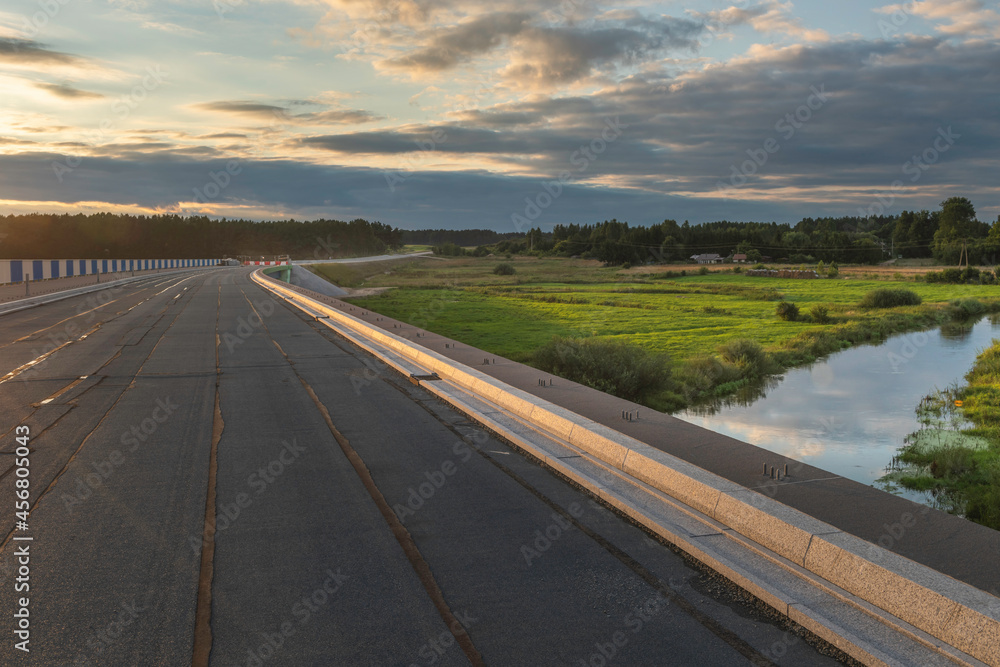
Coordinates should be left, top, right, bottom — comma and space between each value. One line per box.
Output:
676, 317, 999, 504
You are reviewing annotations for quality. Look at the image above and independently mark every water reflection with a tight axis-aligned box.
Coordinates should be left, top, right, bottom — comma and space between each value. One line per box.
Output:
939, 321, 975, 340
686, 375, 782, 415
676, 317, 1000, 506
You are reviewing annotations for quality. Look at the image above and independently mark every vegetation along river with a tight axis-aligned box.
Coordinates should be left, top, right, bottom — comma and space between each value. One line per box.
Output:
677, 316, 1000, 510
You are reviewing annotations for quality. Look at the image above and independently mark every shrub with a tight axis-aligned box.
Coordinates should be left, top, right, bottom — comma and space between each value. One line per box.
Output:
859, 287, 922, 309
698, 266, 709, 275
433, 242, 466, 256
733, 266, 742, 273
947, 298, 987, 320
493, 262, 516, 276
719, 338, 770, 378
621, 261, 632, 270
828, 262, 839, 278
752, 262, 766, 270
960, 267, 981, 284
816, 260, 825, 274
675, 355, 741, 397
942, 268, 962, 282
775, 301, 800, 321
533, 337, 672, 403
810, 304, 831, 324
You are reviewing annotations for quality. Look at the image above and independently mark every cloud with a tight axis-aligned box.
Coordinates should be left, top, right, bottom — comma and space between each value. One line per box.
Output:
34, 82, 105, 100
699, 1, 829, 42
191, 100, 383, 125
0, 38, 80, 66
139, 20, 202, 37
295, 34, 1000, 218
193, 101, 289, 118
0, 151, 788, 229
877, 0, 1000, 39
381, 12, 531, 72
502, 16, 704, 88
378, 10, 706, 88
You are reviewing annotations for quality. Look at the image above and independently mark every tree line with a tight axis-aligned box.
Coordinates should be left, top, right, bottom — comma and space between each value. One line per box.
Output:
492, 197, 997, 266
2, 198, 993, 265
0, 214, 401, 259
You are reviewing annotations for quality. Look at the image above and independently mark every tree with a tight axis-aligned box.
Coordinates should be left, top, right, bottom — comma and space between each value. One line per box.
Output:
933, 197, 988, 263
906, 210, 939, 257
935, 197, 984, 244
892, 211, 915, 257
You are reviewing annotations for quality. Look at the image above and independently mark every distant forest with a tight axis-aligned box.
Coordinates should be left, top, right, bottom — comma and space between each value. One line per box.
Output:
491, 197, 997, 266
0, 197, 994, 264
0, 214, 400, 259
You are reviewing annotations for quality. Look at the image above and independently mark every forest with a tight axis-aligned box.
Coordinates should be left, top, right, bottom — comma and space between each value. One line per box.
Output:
0, 197, 992, 265
0, 213, 400, 259
493, 197, 996, 266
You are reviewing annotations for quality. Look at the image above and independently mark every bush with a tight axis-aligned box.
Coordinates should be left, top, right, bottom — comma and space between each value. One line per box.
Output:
675, 355, 741, 398
960, 267, 982, 284
493, 262, 516, 276
698, 266, 709, 275
928, 267, 984, 284
859, 287, 922, 309
433, 242, 466, 256
719, 338, 770, 378
810, 304, 831, 324
533, 337, 672, 403
775, 301, 800, 321
733, 266, 742, 273
947, 298, 987, 320
621, 261, 632, 270
828, 262, 839, 278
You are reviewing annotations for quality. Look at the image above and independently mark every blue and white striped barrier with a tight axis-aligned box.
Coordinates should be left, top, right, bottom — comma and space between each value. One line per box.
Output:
0, 259, 219, 285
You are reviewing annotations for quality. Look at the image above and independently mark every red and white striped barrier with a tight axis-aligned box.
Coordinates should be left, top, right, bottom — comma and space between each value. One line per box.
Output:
243, 261, 290, 266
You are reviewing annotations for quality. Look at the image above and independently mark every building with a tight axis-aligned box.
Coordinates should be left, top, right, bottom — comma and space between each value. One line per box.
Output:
732, 253, 748, 263
691, 253, 723, 264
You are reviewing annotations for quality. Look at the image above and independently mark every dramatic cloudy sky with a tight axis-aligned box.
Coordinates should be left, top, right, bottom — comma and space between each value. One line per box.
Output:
1, 0, 998, 230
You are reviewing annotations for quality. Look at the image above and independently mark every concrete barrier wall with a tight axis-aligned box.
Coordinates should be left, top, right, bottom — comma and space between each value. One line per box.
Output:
255, 271, 1000, 666
0, 259, 218, 285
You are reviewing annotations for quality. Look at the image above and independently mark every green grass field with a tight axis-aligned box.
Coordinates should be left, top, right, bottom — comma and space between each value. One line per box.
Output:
346, 256, 1000, 364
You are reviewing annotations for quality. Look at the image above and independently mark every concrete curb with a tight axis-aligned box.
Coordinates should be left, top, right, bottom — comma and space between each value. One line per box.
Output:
254, 270, 1000, 666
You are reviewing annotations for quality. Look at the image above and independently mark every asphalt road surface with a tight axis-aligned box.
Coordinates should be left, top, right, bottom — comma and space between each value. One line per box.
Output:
0, 268, 849, 666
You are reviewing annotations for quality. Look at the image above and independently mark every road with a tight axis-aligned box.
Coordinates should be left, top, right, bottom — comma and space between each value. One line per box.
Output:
0, 268, 848, 666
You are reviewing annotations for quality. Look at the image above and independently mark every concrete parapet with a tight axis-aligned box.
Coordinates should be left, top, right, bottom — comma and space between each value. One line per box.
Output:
622, 445, 738, 518
805, 532, 1000, 665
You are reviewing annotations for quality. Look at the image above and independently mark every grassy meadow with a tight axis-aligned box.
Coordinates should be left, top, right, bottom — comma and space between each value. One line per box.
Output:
333, 255, 1000, 411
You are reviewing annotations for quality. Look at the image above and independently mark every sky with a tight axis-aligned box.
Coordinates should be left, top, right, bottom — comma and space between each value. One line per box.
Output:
0, 0, 998, 231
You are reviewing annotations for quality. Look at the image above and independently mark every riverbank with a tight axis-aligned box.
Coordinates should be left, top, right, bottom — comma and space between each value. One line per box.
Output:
880, 340, 1000, 530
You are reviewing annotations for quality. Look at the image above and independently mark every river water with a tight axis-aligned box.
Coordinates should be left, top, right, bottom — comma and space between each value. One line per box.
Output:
676, 318, 999, 503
